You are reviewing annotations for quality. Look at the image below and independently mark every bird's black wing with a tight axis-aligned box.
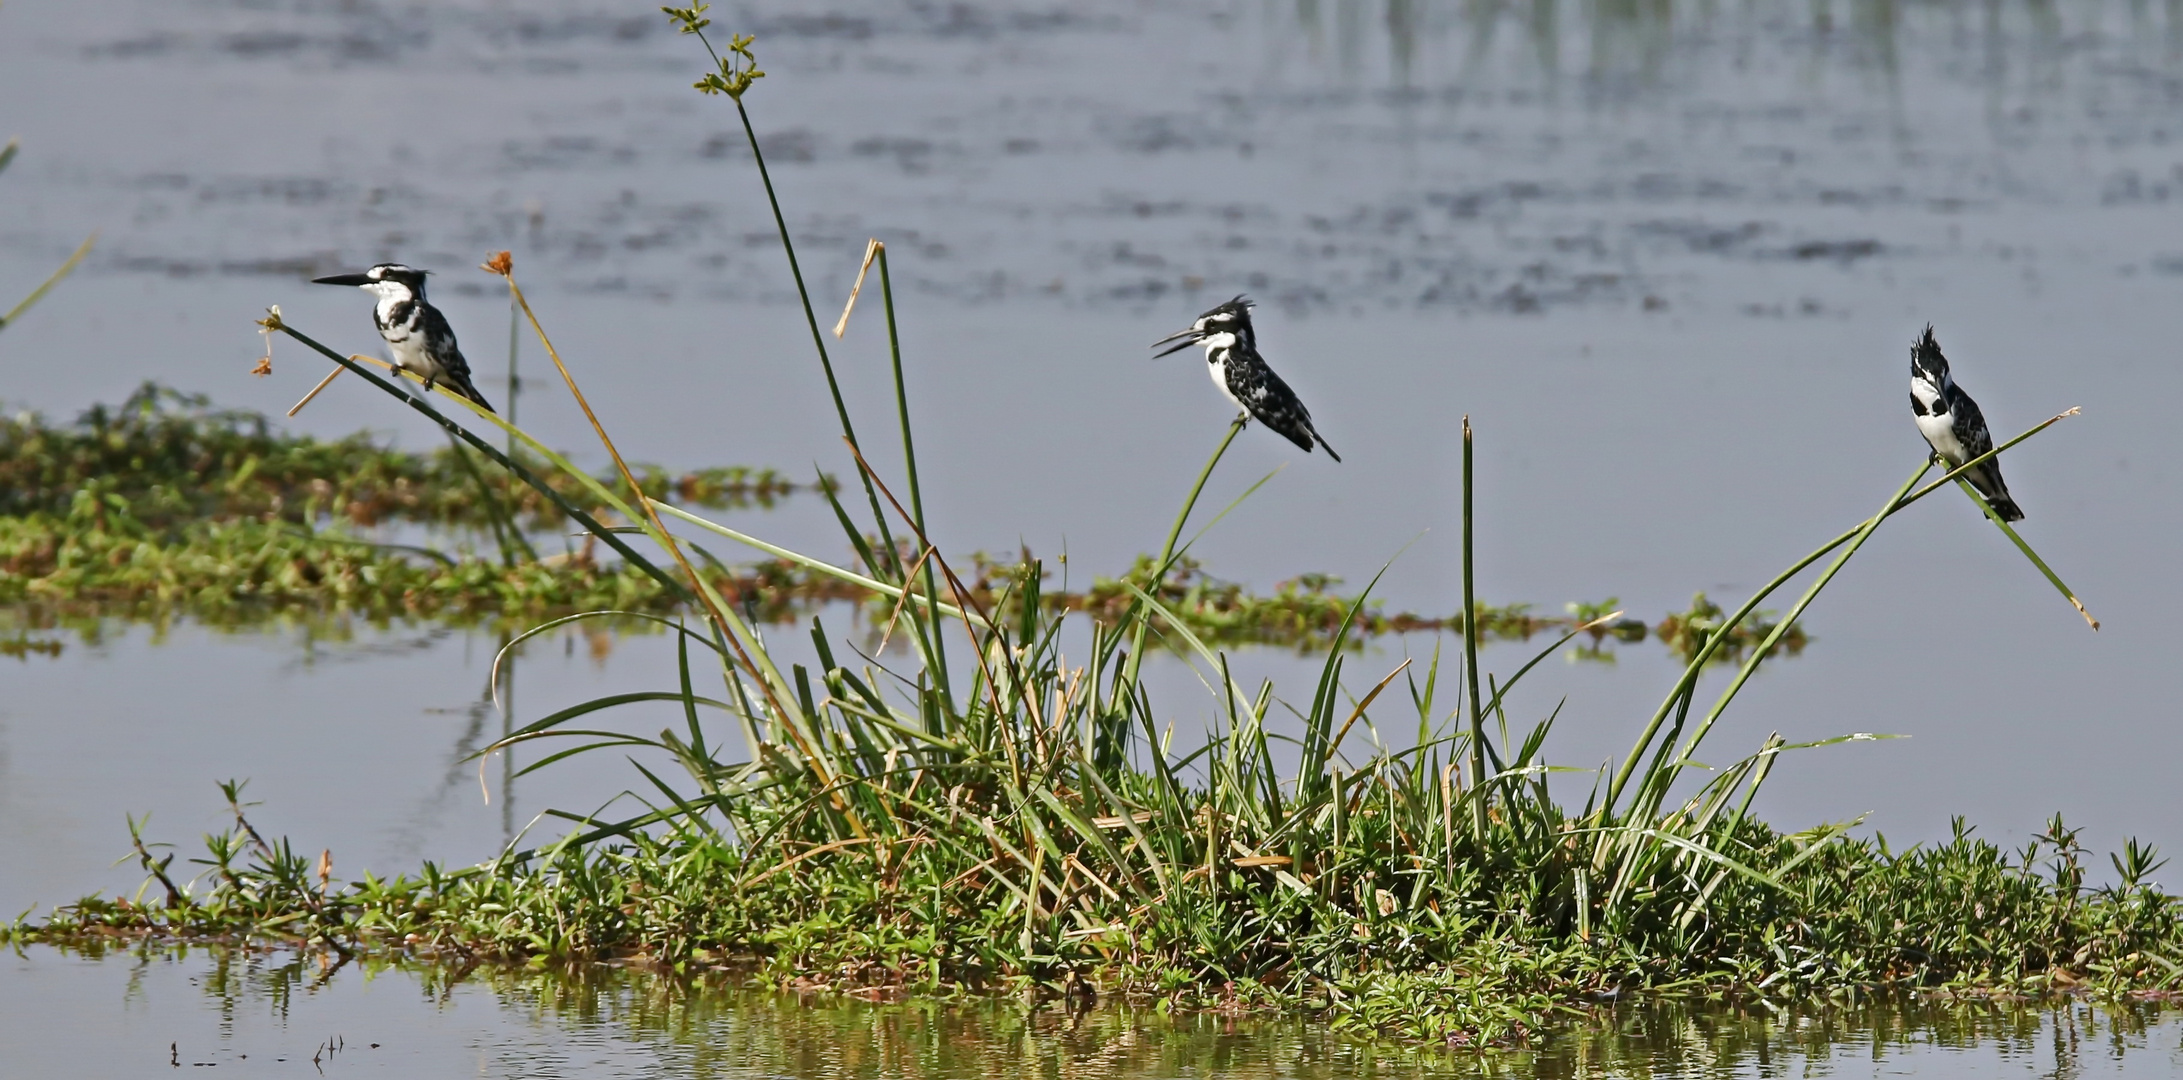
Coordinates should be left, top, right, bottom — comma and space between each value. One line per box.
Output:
418, 304, 494, 413
1945, 383, 2021, 519
1947, 385, 1994, 460
1225, 350, 1336, 459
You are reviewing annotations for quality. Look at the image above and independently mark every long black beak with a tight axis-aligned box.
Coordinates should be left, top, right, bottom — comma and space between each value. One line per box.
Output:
1150, 327, 1201, 357
312, 272, 373, 286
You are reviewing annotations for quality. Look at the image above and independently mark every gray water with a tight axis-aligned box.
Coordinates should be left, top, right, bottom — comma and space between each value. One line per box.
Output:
3, 0, 2183, 1071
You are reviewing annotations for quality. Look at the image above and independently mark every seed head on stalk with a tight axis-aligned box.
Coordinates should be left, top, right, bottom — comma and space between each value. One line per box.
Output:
663, 6, 764, 99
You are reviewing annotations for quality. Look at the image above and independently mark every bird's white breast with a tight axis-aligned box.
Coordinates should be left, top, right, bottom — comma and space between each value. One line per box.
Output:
372, 291, 444, 380
1912, 382, 1965, 464
1201, 343, 1245, 411
387, 335, 437, 377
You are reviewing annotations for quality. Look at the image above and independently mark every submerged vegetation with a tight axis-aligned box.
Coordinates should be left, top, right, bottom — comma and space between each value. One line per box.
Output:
9, 10, 2163, 1056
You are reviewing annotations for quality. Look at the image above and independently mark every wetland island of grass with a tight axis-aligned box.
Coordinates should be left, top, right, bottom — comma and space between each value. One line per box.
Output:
6, 9, 2180, 1056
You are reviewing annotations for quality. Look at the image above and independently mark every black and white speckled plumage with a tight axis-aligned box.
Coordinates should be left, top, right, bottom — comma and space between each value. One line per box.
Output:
1151, 296, 1340, 461
313, 263, 494, 412
1909, 325, 2021, 521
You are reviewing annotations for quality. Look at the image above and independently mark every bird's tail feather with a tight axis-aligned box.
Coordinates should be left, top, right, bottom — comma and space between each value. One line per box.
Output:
446, 376, 495, 414
1973, 467, 2023, 521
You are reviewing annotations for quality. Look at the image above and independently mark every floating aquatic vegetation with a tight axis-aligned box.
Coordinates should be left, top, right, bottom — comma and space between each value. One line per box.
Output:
0, 388, 1787, 659
0, 383, 813, 531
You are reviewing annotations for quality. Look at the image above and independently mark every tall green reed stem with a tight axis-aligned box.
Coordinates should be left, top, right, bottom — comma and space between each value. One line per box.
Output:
727, 94, 906, 582
876, 244, 950, 703
1462, 417, 1486, 838
1121, 418, 1245, 693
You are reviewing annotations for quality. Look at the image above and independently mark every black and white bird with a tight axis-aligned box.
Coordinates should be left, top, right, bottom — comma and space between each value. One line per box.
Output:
313, 263, 494, 412
1909, 324, 2022, 521
1151, 296, 1340, 461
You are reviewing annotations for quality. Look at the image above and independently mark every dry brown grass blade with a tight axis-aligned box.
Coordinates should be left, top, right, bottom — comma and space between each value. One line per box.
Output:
286, 364, 347, 417
832, 239, 883, 339
873, 542, 939, 655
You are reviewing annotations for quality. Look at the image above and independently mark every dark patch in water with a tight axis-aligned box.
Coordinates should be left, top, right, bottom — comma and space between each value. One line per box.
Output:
1788, 239, 1884, 262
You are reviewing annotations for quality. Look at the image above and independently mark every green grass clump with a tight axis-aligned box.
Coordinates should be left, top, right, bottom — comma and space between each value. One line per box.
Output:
17, 786, 2178, 1048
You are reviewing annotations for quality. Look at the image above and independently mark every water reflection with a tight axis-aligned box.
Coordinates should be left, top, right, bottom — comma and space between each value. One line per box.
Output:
1289, 0, 2175, 93
386, 631, 522, 852
19, 941, 2180, 1079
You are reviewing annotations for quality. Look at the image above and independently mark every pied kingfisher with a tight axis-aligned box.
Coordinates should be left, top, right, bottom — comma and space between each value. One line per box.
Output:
1909, 325, 2022, 521
1151, 296, 1340, 461
313, 263, 494, 412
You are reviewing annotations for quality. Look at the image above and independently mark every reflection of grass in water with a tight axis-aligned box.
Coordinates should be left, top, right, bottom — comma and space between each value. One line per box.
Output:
29, 941, 2177, 1075
1298, 0, 2163, 88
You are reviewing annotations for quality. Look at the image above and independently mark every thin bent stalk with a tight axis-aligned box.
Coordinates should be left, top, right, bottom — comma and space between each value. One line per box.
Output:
1957, 477, 2099, 630
265, 317, 684, 598
649, 501, 990, 628
1638, 461, 1930, 813
1, 231, 95, 331
1120, 419, 1246, 695
1603, 408, 2079, 812
486, 264, 794, 729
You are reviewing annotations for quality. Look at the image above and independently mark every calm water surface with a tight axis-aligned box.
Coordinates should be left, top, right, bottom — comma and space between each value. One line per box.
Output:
4, 1, 2183, 1072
